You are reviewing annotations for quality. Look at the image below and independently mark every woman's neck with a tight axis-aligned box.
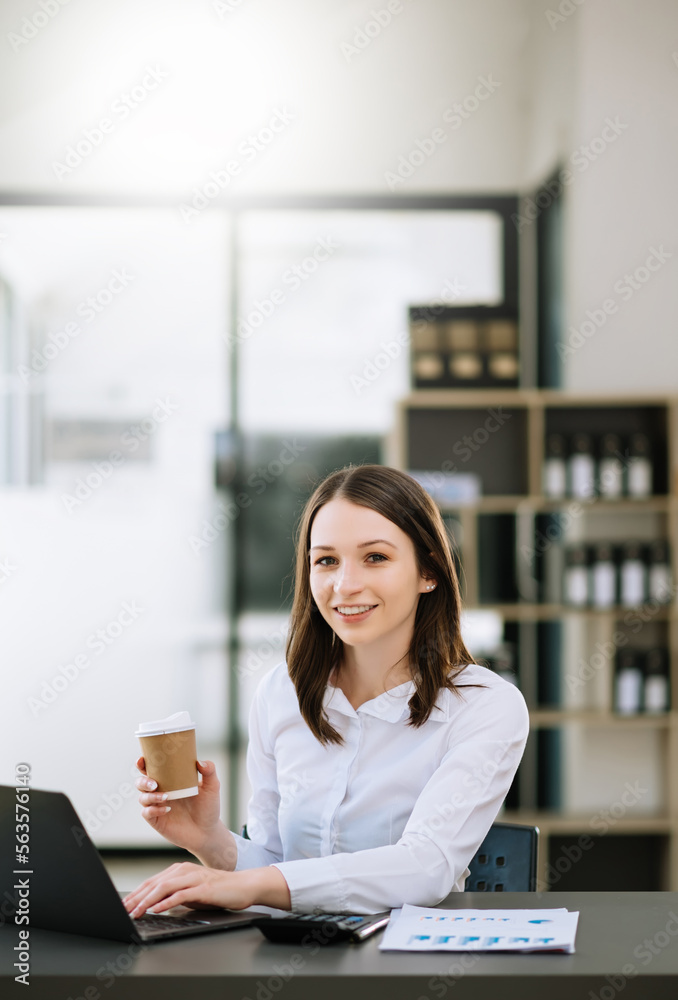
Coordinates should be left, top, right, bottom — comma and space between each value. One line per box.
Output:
332, 643, 412, 710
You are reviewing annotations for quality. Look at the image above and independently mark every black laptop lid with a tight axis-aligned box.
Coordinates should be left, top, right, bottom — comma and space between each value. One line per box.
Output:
0, 786, 137, 942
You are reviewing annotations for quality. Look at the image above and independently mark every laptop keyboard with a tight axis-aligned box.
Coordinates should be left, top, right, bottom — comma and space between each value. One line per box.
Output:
135, 913, 212, 930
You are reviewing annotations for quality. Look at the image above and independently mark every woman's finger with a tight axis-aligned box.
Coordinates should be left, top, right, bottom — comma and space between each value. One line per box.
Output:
123, 863, 186, 911
126, 865, 205, 916
196, 760, 220, 790
140, 804, 172, 822
131, 883, 182, 916
144, 873, 227, 914
129, 880, 186, 916
135, 759, 157, 792
136, 775, 158, 791
137, 789, 167, 805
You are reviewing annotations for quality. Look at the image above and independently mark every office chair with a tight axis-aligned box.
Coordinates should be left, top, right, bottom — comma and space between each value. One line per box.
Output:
465, 821, 539, 892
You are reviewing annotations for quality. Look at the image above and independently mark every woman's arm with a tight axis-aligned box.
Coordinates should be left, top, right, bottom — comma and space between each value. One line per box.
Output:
123, 861, 291, 916
127, 667, 287, 913
136, 758, 238, 867
136, 758, 278, 871
190, 823, 238, 870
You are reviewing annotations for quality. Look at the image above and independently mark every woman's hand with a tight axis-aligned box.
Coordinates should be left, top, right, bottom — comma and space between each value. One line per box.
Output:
123, 862, 291, 916
135, 757, 231, 865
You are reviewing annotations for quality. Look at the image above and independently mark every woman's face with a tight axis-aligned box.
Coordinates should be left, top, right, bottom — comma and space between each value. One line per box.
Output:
309, 498, 433, 653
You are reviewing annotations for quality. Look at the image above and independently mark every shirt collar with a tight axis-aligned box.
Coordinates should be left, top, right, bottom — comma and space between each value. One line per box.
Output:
322, 679, 450, 724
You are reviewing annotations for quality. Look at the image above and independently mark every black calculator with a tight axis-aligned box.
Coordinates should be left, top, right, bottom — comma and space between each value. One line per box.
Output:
252, 911, 391, 945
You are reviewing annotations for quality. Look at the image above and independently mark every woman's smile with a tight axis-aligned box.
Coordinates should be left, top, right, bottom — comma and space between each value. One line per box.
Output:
333, 603, 378, 622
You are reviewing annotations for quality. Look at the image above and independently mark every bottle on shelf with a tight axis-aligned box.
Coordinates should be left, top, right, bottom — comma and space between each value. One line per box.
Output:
614, 649, 644, 715
540, 514, 564, 604
568, 433, 596, 499
564, 543, 590, 606
590, 541, 617, 608
619, 541, 648, 607
597, 433, 624, 499
648, 540, 673, 604
626, 432, 653, 498
543, 434, 567, 499
643, 648, 670, 714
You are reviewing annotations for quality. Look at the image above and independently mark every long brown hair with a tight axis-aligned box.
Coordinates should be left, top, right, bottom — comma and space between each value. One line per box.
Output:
285, 465, 482, 745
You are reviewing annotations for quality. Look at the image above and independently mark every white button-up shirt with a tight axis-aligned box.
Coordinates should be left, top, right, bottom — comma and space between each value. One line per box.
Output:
233, 660, 529, 913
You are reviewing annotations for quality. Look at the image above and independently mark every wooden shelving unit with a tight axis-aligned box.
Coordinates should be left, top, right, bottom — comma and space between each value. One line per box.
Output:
391, 389, 678, 890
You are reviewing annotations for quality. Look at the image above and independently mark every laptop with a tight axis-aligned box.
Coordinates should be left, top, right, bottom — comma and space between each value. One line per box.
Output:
0, 785, 270, 942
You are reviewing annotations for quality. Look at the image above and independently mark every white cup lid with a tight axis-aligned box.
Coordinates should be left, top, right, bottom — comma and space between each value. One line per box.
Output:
135, 710, 195, 737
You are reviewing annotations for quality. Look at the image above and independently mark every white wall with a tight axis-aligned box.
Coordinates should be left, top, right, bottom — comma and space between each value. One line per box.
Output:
521, 5, 577, 191
563, 0, 678, 391
0, 0, 534, 195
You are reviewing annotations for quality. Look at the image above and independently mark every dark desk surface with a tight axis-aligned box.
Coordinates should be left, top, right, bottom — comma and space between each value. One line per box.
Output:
3, 892, 678, 1000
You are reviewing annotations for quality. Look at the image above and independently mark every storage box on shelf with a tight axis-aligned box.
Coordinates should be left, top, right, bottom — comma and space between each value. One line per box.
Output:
408, 306, 520, 390
389, 389, 678, 890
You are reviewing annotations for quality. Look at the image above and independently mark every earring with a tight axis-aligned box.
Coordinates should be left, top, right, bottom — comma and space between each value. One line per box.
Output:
426, 583, 436, 591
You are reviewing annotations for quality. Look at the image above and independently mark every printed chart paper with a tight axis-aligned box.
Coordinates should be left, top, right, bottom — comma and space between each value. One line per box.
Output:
379, 905, 579, 953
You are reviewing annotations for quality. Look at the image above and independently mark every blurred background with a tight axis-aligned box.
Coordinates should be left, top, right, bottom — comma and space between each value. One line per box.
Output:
1, 0, 677, 892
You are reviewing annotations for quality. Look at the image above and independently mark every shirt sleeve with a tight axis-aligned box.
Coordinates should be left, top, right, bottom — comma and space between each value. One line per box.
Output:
271, 683, 530, 913
232, 671, 284, 872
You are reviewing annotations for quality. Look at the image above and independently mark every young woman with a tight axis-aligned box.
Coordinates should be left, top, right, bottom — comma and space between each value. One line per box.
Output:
124, 465, 529, 917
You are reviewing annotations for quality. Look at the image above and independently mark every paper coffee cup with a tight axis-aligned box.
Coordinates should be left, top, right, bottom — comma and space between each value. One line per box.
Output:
135, 711, 199, 800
